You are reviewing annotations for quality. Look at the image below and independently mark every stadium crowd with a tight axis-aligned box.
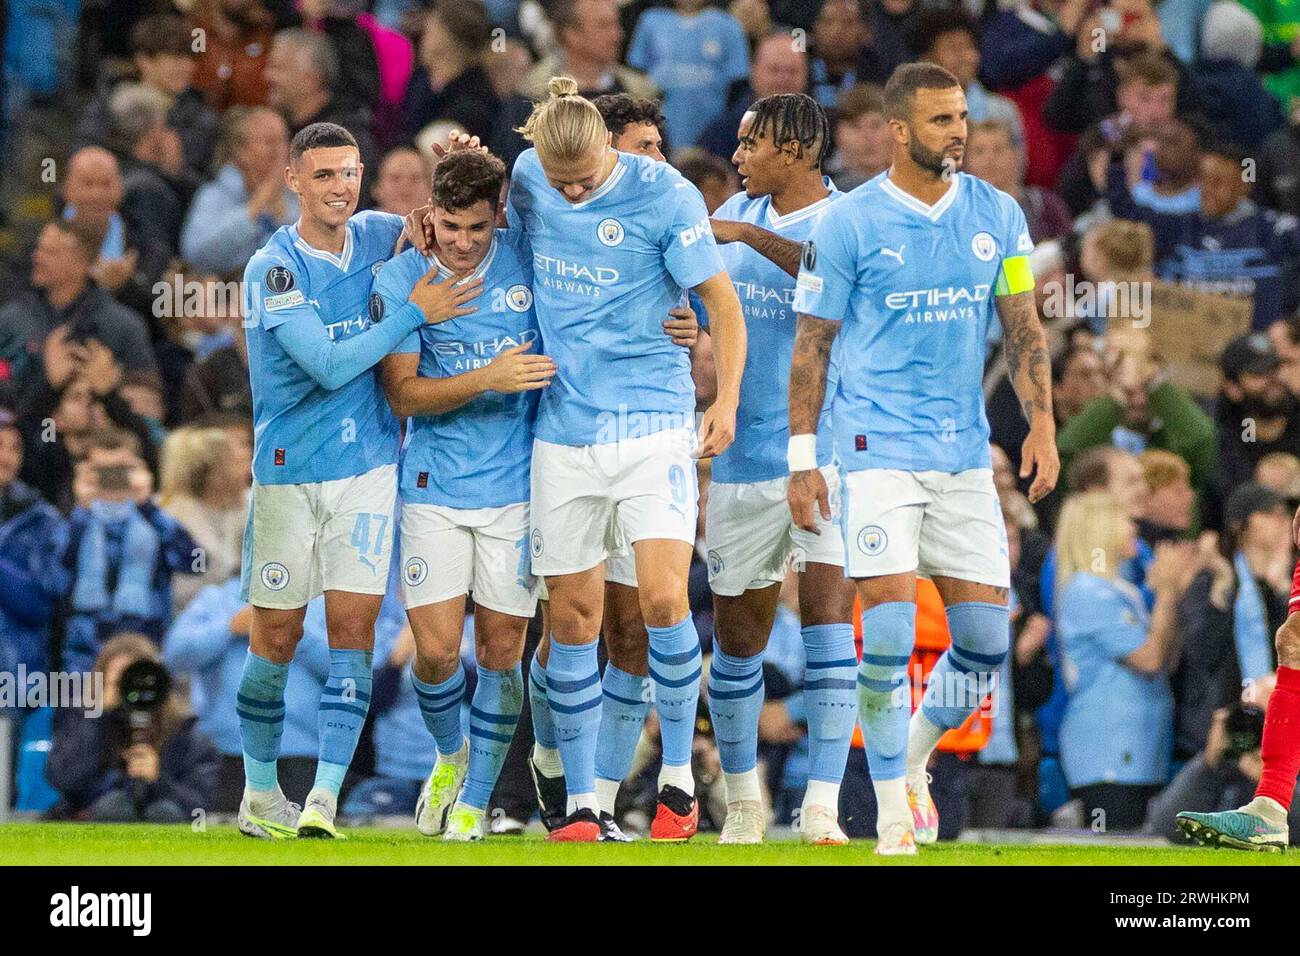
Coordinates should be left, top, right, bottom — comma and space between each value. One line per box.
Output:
2, 0, 1300, 841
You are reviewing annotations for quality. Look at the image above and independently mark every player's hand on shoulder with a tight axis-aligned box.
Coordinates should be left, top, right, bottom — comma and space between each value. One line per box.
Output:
663, 305, 699, 348
407, 265, 483, 323
695, 396, 737, 460
482, 340, 556, 394
402, 204, 436, 256
787, 467, 830, 534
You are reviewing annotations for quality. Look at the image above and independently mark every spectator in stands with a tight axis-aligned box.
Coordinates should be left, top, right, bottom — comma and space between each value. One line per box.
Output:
106, 84, 191, 265
0, 408, 65, 720
55, 428, 197, 672
402, 1, 500, 143
298, 0, 382, 117
77, 14, 221, 181
58, 147, 170, 322
980, 0, 1081, 94
1191, 1, 1283, 149
521, 0, 657, 101
1054, 52, 1183, 216
264, 28, 378, 197
1139, 449, 1197, 543
158, 423, 251, 613
1122, 118, 1202, 215
1255, 451, 1300, 502
866, 0, 925, 80
17, 374, 93, 513
485, 37, 535, 103
909, 9, 1025, 149
1257, 102, 1300, 219
163, 578, 332, 810
1107, 141, 1300, 331
697, 32, 807, 158
371, 146, 432, 218
178, 280, 252, 422
824, 83, 891, 192
627, 0, 750, 148
1056, 489, 1194, 830
963, 119, 1071, 242
1042, 0, 1196, 136
0, 218, 157, 388
1270, 316, 1300, 397
180, 107, 298, 275
1209, 332, 1300, 531
46, 633, 218, 821
1057, 324, 1217, 498
1173, 484, 1289, 759
187, 0, 276, 112
1145, 703, 1300, 845
809, 0, 887, 110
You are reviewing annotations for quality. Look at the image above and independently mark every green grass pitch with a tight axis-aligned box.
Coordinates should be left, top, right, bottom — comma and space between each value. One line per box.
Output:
3, 823, 1300, 865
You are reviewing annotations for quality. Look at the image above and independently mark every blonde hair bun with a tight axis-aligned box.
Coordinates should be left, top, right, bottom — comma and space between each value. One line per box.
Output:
548, 75, 580, 99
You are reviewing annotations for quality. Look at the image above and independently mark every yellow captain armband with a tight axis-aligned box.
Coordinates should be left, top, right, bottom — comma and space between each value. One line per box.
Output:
993, 255, 1035, 296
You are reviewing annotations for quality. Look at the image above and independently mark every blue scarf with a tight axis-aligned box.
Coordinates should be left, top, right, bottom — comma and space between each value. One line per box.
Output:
1232, 551, 1274, 684
71, 501, 159, 620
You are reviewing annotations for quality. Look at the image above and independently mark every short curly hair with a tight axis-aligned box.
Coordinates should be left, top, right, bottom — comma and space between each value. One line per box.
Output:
432, 150, 507, 213
590, 94, 665, 138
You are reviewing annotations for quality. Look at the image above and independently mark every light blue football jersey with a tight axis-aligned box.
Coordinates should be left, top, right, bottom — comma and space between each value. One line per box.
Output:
709, 183, 841, 484
373, 229, 539, 510
506, 148, 725, 446
243, 210, 405, 484
792, 172, 1034, 474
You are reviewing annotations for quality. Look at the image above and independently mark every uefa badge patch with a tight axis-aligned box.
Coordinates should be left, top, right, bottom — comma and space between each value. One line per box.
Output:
597, 218, 625, 247
264, 266, 295, 294
971, 232, 996, 261
371, 260, 384, 276
707, 549, 724, 578
368, 291, 385, 324
857, 526, 888, 557
261, 562, 290, 591
530, 528, 544, 558
404, 557, 428, 587
505, 284, 533, 313
802, 240, 817, 272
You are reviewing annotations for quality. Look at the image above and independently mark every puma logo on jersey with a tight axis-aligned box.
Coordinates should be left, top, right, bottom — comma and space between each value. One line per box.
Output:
879, 245, 905, 266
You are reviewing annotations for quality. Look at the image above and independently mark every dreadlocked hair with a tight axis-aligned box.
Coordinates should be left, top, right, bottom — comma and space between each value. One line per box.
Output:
747, 93, 831, 168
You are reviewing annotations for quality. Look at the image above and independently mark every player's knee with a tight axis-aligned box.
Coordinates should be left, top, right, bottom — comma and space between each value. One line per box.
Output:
254, 614, 304, 662
1276, 615, 1300, 669
416, 644, 461, 682
604, 620, 649, 675
549, 595, 603, 641
637, 584, 688, 630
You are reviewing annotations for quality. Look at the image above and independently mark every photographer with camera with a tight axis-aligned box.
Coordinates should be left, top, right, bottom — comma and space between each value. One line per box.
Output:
45, 633, 218, 822
1146, 702, 1299, 844
56, 429, 197, 674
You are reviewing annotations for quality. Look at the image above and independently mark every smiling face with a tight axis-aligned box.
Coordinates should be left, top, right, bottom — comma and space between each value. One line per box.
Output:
539, 136, 613, 203
894, 84, 968, 177
288, 145, 362, 230
433, 198, 497, 275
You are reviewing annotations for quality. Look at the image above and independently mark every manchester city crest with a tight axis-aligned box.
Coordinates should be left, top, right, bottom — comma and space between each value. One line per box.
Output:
971, 232, 996, 261
505, 284, 533, 313
597, 218, 625, 247
404, 557, 428, 587
857, 526, 888, 556
261, 562, 290, 591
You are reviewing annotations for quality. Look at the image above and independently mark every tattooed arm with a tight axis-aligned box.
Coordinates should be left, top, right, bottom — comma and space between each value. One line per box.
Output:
995, 289, 1060, 502
711, 219, 805, 278
787, 312, 842, 532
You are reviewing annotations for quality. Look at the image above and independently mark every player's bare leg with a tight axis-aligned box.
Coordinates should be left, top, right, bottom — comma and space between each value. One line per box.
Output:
854, 572, 919, 856
632, 538, 704, 841
406, 595, 471, 835
238, 605, 309, 839
543, 566, 607, 842
1177, 605, 1300, 851
904, 577, 1010, 846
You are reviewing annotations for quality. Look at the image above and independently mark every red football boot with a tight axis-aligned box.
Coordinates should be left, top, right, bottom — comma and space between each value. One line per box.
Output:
649, 785, 698, 842
547, 808, 602, 842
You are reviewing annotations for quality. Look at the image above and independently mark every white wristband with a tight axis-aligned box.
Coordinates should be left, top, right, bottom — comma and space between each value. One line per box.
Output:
787, 434, 817, 473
